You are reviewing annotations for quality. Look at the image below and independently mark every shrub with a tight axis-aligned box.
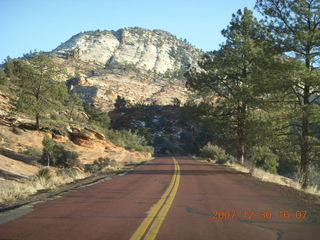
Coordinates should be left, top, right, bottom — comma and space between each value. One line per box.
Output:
0, 70, 7, 85
85, 157, 117, 173
36, 168, 51, 180
105, 129, 153, 153
309, 163, 320, 187
137, 128, 152, 144
41, 136, 80, 168
84, 104, 110, 131
200, 143, 226, 161
42, 117, 70, 136
41, 136, 55, 166
57, 168, 81, 179
217, 154, 236, 164
23, 146, 42, 157
250, 146, 279, 174
56, 147, 79, 168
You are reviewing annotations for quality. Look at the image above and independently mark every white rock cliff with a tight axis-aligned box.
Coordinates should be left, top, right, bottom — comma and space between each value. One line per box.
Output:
53, 27, 203, 74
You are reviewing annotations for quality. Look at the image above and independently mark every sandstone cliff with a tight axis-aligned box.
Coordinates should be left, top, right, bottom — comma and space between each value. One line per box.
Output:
50, 27, 203, 111
53, 27, 202, 74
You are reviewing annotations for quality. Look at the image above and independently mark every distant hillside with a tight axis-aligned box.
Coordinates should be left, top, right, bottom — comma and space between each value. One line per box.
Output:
53, 27, 203, 74
49, 27, 204, 110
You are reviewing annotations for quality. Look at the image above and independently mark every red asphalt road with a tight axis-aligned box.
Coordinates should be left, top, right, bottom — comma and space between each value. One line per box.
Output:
0, 156, 319, 240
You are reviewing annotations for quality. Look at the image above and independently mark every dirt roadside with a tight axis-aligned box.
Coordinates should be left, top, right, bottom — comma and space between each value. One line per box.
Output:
0, 160, 150, 224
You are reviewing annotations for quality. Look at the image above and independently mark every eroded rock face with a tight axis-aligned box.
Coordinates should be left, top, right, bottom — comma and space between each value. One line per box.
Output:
0, 91, 11, 117
53, 28, 202, 74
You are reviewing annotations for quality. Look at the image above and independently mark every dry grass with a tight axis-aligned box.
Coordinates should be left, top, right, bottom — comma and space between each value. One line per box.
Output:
191, 155, 320, 196
0, 157, 153, 205
0, 168, 89, 205
226, 162, 320, 196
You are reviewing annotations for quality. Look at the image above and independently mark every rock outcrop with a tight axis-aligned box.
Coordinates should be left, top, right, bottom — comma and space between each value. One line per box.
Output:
50, 28, 204, 111
53, 27, 202, 74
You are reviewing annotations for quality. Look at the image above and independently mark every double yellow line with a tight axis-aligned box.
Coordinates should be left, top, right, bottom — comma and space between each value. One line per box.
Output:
130, 157, 180, 240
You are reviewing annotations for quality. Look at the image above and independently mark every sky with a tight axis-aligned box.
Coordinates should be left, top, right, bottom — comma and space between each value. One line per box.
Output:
0, 0, 258, 62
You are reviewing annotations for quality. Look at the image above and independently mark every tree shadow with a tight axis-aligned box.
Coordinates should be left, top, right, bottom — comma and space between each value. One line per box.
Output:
128, 169, 242, 176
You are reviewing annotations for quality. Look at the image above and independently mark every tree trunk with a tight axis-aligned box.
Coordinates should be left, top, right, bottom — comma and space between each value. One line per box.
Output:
237, 137, 245, 165
300, 107, 309, 189
299, 53, 311, 189
237, 104, 246, 165
35, 113, 40, 130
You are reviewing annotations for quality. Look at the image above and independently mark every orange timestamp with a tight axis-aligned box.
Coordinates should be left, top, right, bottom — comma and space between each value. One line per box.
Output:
210, 209, 308, 221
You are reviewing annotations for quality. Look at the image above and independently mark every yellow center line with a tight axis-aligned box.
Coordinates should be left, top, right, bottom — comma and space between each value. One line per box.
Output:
130, 157, 180, 240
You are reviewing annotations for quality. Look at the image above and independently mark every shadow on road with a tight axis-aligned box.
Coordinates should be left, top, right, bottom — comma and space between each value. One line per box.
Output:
128, 169, 244, 176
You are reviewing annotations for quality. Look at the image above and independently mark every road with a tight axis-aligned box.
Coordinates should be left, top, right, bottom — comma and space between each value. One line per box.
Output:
0, 156, 319, 240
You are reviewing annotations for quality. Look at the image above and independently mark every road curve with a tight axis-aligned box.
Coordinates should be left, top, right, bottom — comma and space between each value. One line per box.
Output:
0, 156, 319, 240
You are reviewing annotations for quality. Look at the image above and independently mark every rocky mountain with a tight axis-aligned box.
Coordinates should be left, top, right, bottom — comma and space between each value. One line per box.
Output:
50, 27, 204, 110
53, 27, 202, 74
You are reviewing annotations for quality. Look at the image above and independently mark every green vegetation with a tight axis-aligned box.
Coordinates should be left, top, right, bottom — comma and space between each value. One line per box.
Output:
255, 0, 320, 190
84, 104, 110, 131
186, 2, 320, 189
85, 157, 117, 173
41, 136, 80, 168
200, 143, 226, 161
83, 103, 153, 153
36, 167, 51, 181
105, 129, 154, 153
23, 146, 42, 158
199, 143, 236, 164
0, 70, 7, 85
186, 8, 281, 164
249, 146, 279, 174
12, 55, 68, 130
65, 92, 84, 120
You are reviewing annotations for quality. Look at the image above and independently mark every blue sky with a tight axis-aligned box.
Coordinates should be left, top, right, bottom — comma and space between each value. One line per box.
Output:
0, 0, 257, 62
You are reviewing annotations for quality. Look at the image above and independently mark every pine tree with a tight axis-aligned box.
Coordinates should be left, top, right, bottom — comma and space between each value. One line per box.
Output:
186, 8, 281, 163
256, 0, 320, 188
14, 55, 68, 130
0, 70, 6, 85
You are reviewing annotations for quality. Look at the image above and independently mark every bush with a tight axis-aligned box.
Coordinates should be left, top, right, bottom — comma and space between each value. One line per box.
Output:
250, 146, 279, 174
137, 128, 152, 144
200, 143, 226, 161
42, 116, 70, 136
36, 168, 51, 180
41, 136, 80, 168
84, 104, 110, 130
85, 157, 117, 173
55, 147, 79, 168
217, 154, 236, 164
23, 146, 42, 157
309, 163, 320, 187
0, 70, 7, 85
57, 168, 81, 179
105, 129, 153, 153
83, 105, 153, 154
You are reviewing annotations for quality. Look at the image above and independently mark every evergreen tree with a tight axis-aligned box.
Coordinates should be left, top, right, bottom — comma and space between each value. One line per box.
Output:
186, 8, 281, 163
65, 92, 84, 120
14, 55, 68, 130
0, 70, 6, 85
256, 0, 320, 188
